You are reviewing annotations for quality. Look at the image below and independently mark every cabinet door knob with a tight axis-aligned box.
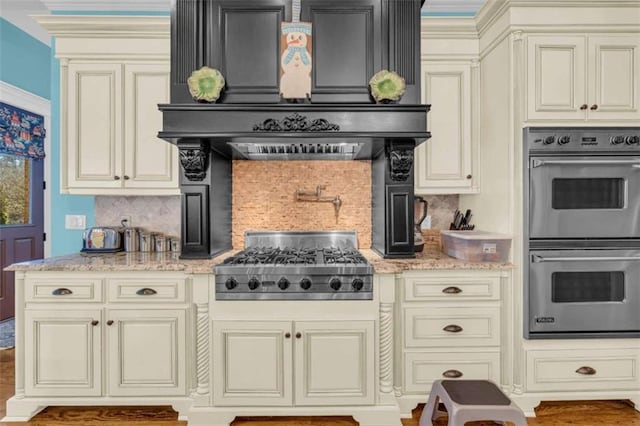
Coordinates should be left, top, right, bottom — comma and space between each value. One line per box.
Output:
107, 320, 114, 326
590, 104, 598, 110
285, 332, 291, 339
123, 175, 130, 180
295, 332, 302, 339
575, 366, 596, 375
136, 288, 157, 296
442, 369, 463, 378
91, 320, 99, 326
114, 175, 120, 180
443, 324, 463, 333
52, 287, 73, 296
442, 286, 462, 294
466, 174, 472, 179
580, 104, 588, 110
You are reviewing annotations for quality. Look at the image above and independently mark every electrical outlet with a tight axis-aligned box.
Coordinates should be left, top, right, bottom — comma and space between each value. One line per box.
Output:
65, 214, 86, 230
118, 215, 132, 228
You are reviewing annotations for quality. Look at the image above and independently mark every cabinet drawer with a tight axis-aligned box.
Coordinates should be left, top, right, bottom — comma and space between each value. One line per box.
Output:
25, 277, 103, 302
107, 278, 186, 303
526, 348, 640, 392
403, 273, 501, 302
404, 307, 500, 348
404, 352, 500, 394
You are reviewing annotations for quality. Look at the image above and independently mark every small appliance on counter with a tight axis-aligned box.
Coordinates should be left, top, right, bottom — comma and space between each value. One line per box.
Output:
81, 227, 123, 253
414, 196, 428, 252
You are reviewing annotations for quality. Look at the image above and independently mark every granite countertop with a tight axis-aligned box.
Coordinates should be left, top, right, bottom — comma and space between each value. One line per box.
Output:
6, 248, 511, 274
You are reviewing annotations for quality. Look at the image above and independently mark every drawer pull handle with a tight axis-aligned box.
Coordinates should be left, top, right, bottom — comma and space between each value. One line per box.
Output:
580, 104, 588, 110
443, 324, 463, 333
442, 369, 463, 378
590, 104, 598, 111
442, 286, 462, 294
91, 320, 99, 326
52, 288, 73, 296
576, 366, 596, 375
136, 288, 157, 296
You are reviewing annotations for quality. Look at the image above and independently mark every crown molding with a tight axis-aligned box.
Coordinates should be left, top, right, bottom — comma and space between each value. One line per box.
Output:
421, 17, 478, 38
33, 14, 169, 37
422, 0, 484, 14
40, 0, 169, 12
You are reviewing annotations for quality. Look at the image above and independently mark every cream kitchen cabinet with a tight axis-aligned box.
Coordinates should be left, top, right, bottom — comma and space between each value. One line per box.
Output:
21, 272, 188, 400
65, 61, 178, 195
212, 320, 374, 407
526, 34, 640, 122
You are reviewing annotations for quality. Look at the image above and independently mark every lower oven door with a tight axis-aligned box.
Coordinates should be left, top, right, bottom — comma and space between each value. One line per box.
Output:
528, 155, 640, 239
529, 249, 640, 336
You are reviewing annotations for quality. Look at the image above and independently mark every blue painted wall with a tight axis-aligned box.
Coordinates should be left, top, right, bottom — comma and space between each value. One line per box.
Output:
0, 18, 95, 256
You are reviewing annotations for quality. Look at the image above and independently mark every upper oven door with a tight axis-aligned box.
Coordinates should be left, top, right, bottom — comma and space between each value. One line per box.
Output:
529, 155, 640, 239
529, 249, 640, 335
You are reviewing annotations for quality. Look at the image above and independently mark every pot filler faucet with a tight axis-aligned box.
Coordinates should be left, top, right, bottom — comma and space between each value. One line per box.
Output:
296, 185, 342, 223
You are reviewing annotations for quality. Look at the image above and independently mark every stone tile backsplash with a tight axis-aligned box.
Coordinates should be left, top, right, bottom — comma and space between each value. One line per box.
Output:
95, 196, 181, 238
94, 173, 458, 250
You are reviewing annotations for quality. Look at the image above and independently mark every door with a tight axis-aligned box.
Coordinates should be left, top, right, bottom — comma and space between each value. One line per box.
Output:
213, 320, 292, 406
107, 309, 185, 396
527, 35, 587, 120
123, 63, 178, 190
294, 320, 374, 406
0, 155, 44, 321
24, 309, 102, 396
67, 62, 123, 189
529, 249, 640, 334
587, 36, 640, 121
301, 0, 382, 103
416, 62, 474, 193
528, 155, 640, 239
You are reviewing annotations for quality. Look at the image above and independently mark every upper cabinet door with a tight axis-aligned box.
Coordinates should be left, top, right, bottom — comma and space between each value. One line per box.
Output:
415, 62, 476, 194
526, 35, 587, 121
587, 35, 640, 121
301, 0, 382, 103
206, 0, 291, 103
67, 62, 123, 189
123, 63, 179, 191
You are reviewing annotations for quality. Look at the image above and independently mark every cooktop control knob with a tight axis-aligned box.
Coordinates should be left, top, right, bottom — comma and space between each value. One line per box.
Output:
557, 135, 570, 145
543, 136, 555, 145
300, 278, 312, 290
329, 278, 342, 291
626, 135, 640, 145
351, 278, 364, 291
611, 136, 625, 145
225, 277, 238, 290
247, 277, 261, 290
278, 277, 290, 290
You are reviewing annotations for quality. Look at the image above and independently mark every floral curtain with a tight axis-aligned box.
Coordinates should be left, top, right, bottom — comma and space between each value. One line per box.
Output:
0, 101, 46, 159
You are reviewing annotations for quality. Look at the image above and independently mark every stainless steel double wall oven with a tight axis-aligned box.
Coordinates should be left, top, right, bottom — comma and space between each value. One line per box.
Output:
524, 127, 640, 338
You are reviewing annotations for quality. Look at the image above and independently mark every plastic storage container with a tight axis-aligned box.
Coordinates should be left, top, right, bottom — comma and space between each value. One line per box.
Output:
441, 230, 511, 262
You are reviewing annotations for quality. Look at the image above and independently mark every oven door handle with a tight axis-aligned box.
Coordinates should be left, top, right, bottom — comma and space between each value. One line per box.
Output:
532, 255, 640, 263
531, 159, 640, 168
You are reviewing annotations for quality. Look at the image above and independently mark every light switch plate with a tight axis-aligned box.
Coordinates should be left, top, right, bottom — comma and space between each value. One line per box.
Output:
65, 214, 86, 230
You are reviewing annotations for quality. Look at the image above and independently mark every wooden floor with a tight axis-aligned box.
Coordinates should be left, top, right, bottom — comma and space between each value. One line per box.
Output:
1, 348, 639, 425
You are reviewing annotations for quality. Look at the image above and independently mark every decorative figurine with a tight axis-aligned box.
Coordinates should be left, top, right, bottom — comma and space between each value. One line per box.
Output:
280, 22, 312, 101
369, 70, 406, 103
187, 66, 225, 103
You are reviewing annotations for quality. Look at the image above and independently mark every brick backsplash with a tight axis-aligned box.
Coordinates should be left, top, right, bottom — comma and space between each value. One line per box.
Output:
233, 160, 372, 249
95, 196, 181, 238
94, 171, 459, 251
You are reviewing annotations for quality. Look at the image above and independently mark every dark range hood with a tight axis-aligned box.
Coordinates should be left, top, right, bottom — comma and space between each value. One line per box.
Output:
160, 0, 430, 259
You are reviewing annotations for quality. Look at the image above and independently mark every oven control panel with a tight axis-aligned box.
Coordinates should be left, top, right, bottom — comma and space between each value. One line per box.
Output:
526, 127, 640, 152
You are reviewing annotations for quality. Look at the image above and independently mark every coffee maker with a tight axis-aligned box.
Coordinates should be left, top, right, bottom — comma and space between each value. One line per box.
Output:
414, 196, 428, 252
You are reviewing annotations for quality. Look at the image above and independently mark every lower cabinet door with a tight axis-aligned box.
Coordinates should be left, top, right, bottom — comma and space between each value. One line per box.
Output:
404, 351, 501, 394
107, 309, 185, 396
213, 321, 293, 406
294, 320, 374, 406
25, 309, 102, 396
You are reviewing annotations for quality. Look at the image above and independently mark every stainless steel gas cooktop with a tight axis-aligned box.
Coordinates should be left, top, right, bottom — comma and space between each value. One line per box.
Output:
214, 231, 373, 300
